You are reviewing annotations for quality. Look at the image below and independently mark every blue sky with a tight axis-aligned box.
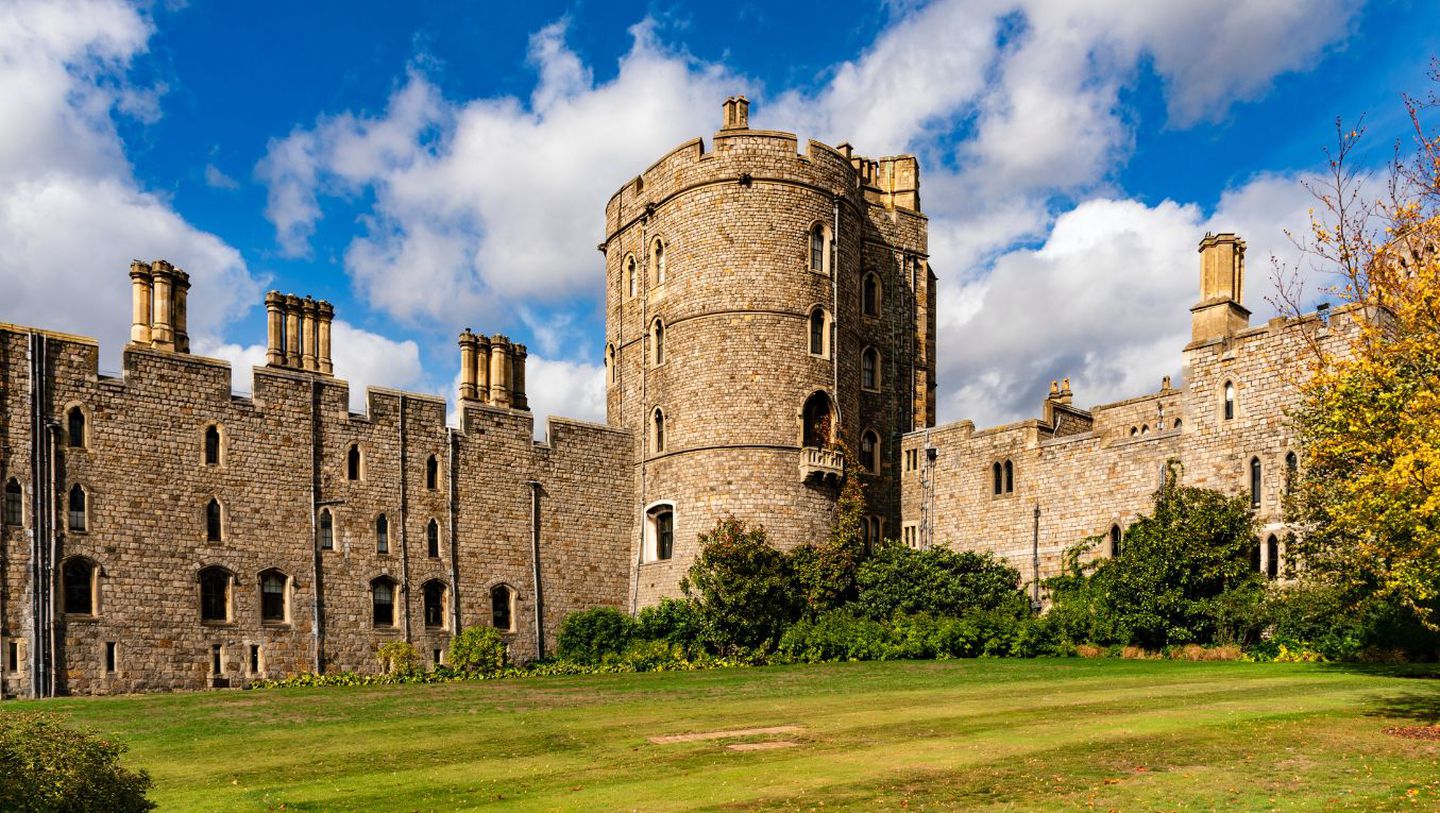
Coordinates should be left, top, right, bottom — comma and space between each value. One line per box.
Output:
2, 0, 1437, 432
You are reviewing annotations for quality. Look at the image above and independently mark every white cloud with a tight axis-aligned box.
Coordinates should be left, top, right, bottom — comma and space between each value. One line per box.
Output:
0, 0, 262, 374
526, 355, 606, 434
203, 163, 239, 190
258, 20, 746, 328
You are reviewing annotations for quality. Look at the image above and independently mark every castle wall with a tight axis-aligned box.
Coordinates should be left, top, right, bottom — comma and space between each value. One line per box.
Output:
901, 312, 1345, 592
0, 325, 631, 696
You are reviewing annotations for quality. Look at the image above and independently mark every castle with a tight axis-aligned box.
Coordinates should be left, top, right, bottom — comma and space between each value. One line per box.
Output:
0, 98, 1326, 697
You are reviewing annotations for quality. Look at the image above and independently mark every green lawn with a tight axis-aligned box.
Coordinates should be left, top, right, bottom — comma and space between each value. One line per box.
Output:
11, 659, 1440, 811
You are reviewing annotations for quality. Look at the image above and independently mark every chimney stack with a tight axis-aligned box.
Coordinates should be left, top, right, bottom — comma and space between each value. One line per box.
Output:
458, 329, 479, 401
283, 294, 302, 367
455, 330, 528, 412
316, 300, 334, 375
264, 292, 285, 366
721, 95, 750, 131
511, 344, 528, 411
171, 268, 191, 353
1190, 233, 1251, 345
150, 260, 176, 350
129, 261, 153, 345
300, 297, 319, 372
262, 291, 335, 375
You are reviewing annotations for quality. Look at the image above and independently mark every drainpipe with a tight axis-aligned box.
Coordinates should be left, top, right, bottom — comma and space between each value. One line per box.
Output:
446, 427, 461, 633
1031, 502, 1042, 609
309, 378, 325, 673
398, 395, 412, 643
28, 331, 56, 698
527, 481, 545, 659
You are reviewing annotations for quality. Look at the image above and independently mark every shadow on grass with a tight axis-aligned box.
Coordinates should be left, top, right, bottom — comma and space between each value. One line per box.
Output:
1362, 693, 1440, 724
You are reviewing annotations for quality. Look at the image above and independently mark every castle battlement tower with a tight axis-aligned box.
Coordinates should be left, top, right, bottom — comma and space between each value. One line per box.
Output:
602, 97, 936, 607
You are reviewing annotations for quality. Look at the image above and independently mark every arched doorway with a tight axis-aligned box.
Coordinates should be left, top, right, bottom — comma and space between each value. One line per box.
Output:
802, 392, 834, 449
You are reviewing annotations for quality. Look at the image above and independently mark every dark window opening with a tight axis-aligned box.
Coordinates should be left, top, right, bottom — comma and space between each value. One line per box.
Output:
260, 570, 286, 622
652, 321, 665, 365
200, 568, 230, 622
861, 431, 879, 473
1266, 536, 1280, 580
7, 641, 17, 673
1223, 382, 1235, 420
1250, 457, 1262, 508
211, 644, 222, 675
862, 348, 878, 390
1004, 460, 1014, 494
67, 407, 85, 448
206, 498, 222, 542
656, 510, 674, 560
802, 392, 833, 448
105, 642, 116, 673
491, 585, 514, 631
62, 558, 94, 615
372, 579, 396, 626
810, 223, 825, 272
426, 455, 439, 490
204, 425, 221, 465
992, 462, 1003, 495
427, 519, 440, 558
249, 644, 260, 674
423, 581, 446, 627
347, 445, 362, 480
809, 309, 826, 355
68, 484, 86, 532
3, 479, 20, 526
653, 409, 665, 453
319, 509, 333, 550
375, 514, 389, 554
1109, 525, 1122, 558
862, 273, 879, 317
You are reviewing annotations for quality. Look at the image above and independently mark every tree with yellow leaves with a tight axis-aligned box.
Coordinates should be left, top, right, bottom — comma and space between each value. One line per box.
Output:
1282, 67, 1440, 633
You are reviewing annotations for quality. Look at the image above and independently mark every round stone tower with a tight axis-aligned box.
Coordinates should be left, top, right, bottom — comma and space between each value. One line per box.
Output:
603, 97, 936, 608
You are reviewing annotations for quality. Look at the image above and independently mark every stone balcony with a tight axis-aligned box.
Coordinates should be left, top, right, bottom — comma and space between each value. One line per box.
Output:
801, 446, 845, 482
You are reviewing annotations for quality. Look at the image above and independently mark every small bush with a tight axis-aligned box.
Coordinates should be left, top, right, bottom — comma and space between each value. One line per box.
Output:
682, 518, 800, 652
635, 597, 706, 653
0, 712, 155, 812
856, 546, 1029, 621
557, 607, 635, 664
376, 640, 421, 675
448, 626, 507, 675
778, 611, 894, 662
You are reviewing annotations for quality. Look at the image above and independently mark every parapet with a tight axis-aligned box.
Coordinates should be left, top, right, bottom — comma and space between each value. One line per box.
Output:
838, 145, 921, 213
458, 329, 529, 411
128, 260, 191, 353
264, 291, 334, 374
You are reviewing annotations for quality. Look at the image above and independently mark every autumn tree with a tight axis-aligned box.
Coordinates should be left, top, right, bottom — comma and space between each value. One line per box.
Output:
1280, 66, 1440, 630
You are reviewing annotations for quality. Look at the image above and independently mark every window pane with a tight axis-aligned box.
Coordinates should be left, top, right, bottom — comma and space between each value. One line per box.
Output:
63, 561, 92, 614
657, 512, 674, 560
205, 426, 220, 465
492, 587, 512, 630
319, 510, 333, 550
261, 573, 285, 621
201, 571, 228, 621
4, 481, 20, 526
373, 581, 394, 626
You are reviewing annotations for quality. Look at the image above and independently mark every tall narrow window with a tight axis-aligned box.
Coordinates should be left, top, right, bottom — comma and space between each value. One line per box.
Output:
862, 272, 880, 317
67, 484, 87, 532
652, 319, 665, 366
652, 239, 666, 285
1223, 381, 1235, 420
652, 408, 666, 453
802, 392, 833, 448
606, 343, 617, 384
371, 578, 396, 626
626, 255, 637, 297
1249, 457, 1262, 508
656, 509, 674, 560
862, 347, 879, 391
62, 558, 95, 615
810, 223, 826, 273
249, 644, 261, 674
375, 514, 389, 554
318, 508, 334, 550
260, 570, 287, 622
809, 308, 827, 356
199, 567, 231, 622
105, 642, 117, 674
206, 498, 223, 542
1251, 540, 1263, 572
426, 519, 440, 558
1109, 525, 1122, 558
992, 462, 1003, 495
204, 425, 221, 466
423, 580, 446, 628
861, 430, 880, 473
1004, 460, 1014, 494
1266, 535, 1279, 579
491, 584, 514, 631
3, 479, 20, 526
426, 455, 439, 491
347, 444, 362, 480
67, 406, 86, 448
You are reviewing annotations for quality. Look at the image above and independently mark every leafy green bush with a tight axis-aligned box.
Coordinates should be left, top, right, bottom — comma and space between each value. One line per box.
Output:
557, 607, 635, 664
0, 712, 154, 812
778, 611, 894, 662
635, 597, 706, 653
682, 518, 800, 652
448, 626, 507, 675
790, 450, 867, 616
376, 640, 421, 675
856, 545, 1029, 620
1046, 470, 1264, 649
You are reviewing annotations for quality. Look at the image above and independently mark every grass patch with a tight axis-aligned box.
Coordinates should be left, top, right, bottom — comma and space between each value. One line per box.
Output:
9, 659, 1439, 811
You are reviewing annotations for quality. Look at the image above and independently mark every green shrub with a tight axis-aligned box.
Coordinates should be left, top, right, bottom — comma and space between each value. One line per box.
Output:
778, 611, 894, 662
557, 607, 635, 664
376, 640, 421, 675
448, 626, 507, 675
856, 545, 1029, 620
682, 518, 800, 652
635, 597, 705, 652
613, 639, 684, 671
0, 712, 154, 812
1046, 469, 1264, 649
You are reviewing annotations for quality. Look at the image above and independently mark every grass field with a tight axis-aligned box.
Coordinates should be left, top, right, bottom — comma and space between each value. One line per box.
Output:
11, 659, 1440, 811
